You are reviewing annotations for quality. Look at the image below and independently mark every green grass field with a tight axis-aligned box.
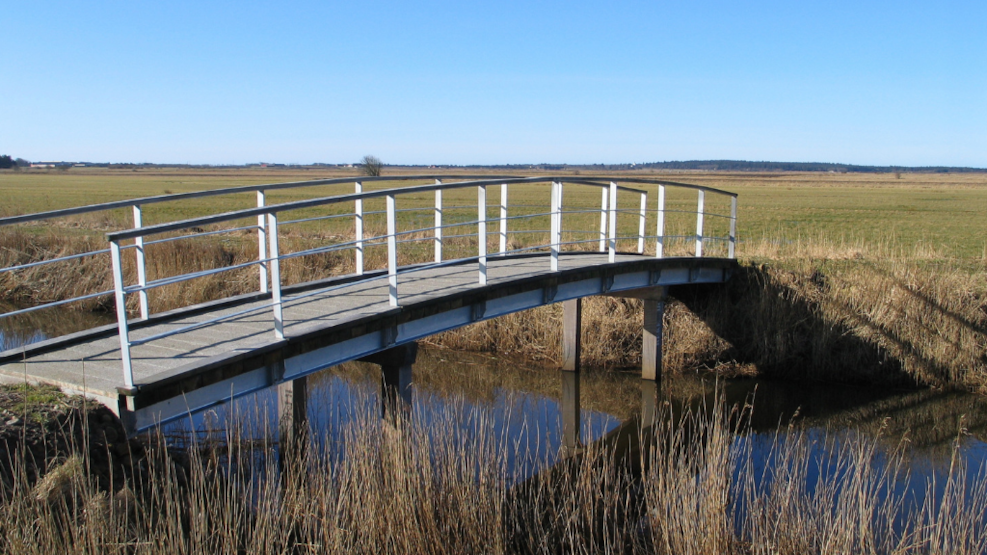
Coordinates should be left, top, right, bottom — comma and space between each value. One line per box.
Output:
2, 167, 984, 259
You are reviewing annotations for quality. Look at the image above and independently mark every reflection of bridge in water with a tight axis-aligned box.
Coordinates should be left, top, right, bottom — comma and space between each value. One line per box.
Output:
0, 175, 738, 436
325, 347, 987, 474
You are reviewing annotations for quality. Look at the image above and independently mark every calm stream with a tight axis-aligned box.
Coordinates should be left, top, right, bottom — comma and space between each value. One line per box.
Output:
156, 346, 987, 506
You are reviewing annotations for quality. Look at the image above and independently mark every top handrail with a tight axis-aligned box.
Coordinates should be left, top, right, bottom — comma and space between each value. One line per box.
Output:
103, 176, 730, 242
104, 176, 542, 241
0, 174, 735, 228
572, 177, 739, 197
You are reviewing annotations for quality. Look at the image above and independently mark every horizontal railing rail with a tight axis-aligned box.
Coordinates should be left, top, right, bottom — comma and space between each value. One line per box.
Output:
0, 175, 738, 391
0, 175, 528, 323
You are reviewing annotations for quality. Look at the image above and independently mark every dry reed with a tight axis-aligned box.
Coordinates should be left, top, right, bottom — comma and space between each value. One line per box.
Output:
1, 385, 985, 554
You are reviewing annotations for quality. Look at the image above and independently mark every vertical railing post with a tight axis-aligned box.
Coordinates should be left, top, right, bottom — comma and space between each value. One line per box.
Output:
695, 189, 705, 257
478, 185, 487, 285
268, 212, 284, 339
608, 182, 618, 263
599, 187, 608, 252
637, 192, 647, 254
558, 181, 564, 221
558, 181, 566, 257
550, 181, 560, 272
656, 185, 666, 258
729, 196, 738, 259
386, 194, 398, 307
355, 182, 364, 275
110, 240, 134, 389
499, 183, 508, 255
256, 191, 269, 293
131, 205, 149, 320
434, 181, 442, 263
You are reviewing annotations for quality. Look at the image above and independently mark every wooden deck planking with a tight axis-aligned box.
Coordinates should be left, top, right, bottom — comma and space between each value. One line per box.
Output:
0, 254, 676, 399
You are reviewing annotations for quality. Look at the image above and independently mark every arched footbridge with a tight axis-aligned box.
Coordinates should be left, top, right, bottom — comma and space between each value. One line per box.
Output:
0, 175, 738, 434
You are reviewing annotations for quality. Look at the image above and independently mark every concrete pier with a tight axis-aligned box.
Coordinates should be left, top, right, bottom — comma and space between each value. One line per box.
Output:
640, 379, 659, 429
561, 298, 582, 450
561, 370, 581, 451
361, 343, 418, 420
562, 298, 582, 373
642, 297, 666, 382
277, 375, 308, 464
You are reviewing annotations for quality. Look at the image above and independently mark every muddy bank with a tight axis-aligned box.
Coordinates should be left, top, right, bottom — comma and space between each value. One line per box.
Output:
0, 384, 142, 495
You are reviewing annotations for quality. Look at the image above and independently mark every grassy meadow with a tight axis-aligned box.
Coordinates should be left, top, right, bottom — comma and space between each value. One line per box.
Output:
1, 167, 984, 256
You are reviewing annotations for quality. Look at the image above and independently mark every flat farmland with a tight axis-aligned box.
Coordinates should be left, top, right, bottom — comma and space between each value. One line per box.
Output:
0, 167, 985, 259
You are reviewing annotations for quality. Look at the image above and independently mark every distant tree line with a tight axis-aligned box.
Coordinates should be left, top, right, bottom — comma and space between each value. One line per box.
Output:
418, 161, 984, 173
0, 156, 980, 174
635, 160, 984, 173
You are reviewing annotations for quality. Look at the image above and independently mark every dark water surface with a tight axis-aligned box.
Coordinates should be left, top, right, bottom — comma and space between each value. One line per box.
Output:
159, 346, 987, 498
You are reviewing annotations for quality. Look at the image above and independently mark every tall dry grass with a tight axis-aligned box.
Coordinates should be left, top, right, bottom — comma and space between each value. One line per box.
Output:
721, 237, 987, 391
0, 227, 360, 315
1, 386, 985, 554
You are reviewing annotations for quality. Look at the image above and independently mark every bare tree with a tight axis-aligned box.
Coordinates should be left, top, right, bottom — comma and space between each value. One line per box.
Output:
360, 155, 383, 177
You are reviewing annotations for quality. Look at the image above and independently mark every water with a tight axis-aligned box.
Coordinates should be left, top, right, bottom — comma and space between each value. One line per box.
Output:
0, 303, 114, 353
159, 346, 987, 491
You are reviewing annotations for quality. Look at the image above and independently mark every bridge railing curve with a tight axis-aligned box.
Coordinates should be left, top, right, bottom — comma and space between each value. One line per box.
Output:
0, 175, 738, 388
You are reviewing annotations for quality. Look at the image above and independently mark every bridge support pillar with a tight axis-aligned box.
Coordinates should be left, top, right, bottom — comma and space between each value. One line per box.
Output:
640, 379, 658, 429
562, 298, 582, 372
561, 298, 581, 450
561, 370, 581, 451
361, 343, 418, 421
278, 375, 308, 463
642, 297, 666, 381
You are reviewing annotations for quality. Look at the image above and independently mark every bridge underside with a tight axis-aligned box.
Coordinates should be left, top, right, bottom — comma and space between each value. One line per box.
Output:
0, 253, 736, 434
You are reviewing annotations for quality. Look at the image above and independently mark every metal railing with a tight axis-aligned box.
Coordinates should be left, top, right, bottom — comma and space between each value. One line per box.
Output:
0, 175, 738, 389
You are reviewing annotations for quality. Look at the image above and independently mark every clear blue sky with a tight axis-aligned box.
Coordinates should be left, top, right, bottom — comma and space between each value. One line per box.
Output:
3, 1, 985, 166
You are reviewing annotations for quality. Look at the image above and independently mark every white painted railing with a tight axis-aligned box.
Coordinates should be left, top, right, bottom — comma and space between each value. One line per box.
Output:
0, 175, 738, 389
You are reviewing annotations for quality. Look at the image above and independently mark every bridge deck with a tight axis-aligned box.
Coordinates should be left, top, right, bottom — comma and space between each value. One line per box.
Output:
0, 253, 734, 427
